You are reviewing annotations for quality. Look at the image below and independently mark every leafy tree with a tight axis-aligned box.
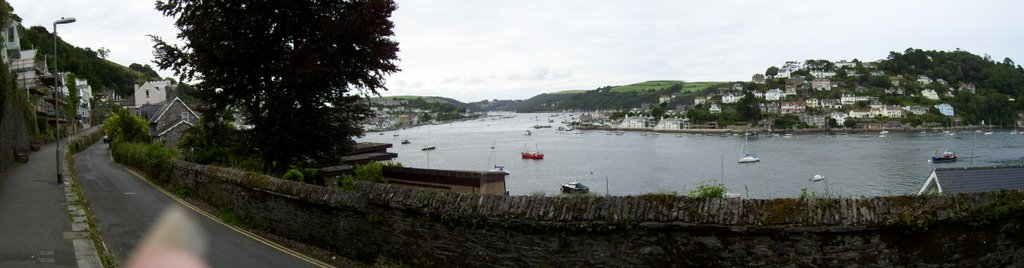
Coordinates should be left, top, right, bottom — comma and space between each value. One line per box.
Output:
103, 109, 150, 143
843, 118, 858, 129
826, 117, 839, 128
766, 66, 779, 77
734, 92, 762, 122
152, 0, 401, 175
65, 73, 79, 121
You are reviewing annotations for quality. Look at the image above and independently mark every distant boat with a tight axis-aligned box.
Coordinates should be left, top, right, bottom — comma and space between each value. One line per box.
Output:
522, 130, 532, 136
984, 131, 994, 135
560, 180, 590, 194
401, 139, 410, 144
931, 150, 957, 163
421, 145, 436, 151
810, 174, 825, 182
521, 145, 544, 159
738, 135, 760, 163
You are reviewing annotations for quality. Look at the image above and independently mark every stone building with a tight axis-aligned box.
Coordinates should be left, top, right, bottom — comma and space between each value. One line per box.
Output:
139, 97, 199, 148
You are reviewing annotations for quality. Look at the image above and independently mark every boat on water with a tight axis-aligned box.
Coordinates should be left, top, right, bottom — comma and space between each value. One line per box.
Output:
615, 131, 624, 136
560, 180, 590, 194
984, 131, 994, 135
401, 139, 411, 144
421, 145, 436, 151
521, 145, 544, 159
738, 135, 760, 163
522, 130, 532, 136
930, 150, 957, 163
880, 130, 890, 134
810, 174, 825, 182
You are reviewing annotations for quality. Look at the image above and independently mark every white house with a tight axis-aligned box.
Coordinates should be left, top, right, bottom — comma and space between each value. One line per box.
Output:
935, 103, 955, 117
834, 60, 856, 69
722, 93, 744, 104
765, 88, 783, 101
75, 78, 92, 124
621, 115, 652, 129
848, 109, 872, 118
709, 104, 721, 114
921, 89, 939, 100
841, 94, 858, 105
752, 90, 764, 99
784, 86, 798, 97
132, 81, 173, 108
879, 105, 905, 118
811, 71, 836, 78
829, 112, 847, 126
655, 117, 689, 130
917, 75, 933, 84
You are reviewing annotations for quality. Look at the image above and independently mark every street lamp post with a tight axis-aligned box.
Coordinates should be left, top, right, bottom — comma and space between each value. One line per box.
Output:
54, 17, 76, 184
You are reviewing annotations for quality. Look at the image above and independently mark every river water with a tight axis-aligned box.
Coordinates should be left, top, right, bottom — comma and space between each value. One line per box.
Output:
357, 113, 1024, 198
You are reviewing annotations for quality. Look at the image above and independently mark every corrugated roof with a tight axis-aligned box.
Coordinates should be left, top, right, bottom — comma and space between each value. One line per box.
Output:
935, 166, 1024, 193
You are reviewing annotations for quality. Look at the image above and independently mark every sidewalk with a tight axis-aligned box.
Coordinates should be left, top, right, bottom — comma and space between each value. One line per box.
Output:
0, 126, 103, 268
0, 140, 77, 267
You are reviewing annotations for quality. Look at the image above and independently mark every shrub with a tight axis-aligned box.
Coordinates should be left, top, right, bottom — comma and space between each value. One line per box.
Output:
688, 181, 727, 199
104, 110, 151, 144
338, 161, 402, 190
282, 168, 305, 182
111, 142, 179, 181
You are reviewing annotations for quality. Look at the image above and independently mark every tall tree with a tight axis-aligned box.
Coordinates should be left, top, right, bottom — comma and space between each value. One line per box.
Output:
151, 0, 400, 174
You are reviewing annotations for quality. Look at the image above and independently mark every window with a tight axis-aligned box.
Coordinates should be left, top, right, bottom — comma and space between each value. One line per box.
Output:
146, 90, 150, 98
181, 112, 190, 123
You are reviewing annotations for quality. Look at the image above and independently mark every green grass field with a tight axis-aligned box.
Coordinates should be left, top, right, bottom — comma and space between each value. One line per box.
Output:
607, 80, 722, 94
551, 90, 586, 94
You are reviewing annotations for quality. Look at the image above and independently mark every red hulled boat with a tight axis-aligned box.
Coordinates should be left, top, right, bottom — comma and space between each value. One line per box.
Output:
521, 145, 544, 159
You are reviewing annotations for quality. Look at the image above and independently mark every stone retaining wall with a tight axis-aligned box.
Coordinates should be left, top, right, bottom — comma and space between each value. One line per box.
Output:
168, 160, 1024, 267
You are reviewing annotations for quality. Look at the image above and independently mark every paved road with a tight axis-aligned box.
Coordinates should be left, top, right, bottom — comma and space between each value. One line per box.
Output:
74, 142, 316, 267
0, 142, 77, 267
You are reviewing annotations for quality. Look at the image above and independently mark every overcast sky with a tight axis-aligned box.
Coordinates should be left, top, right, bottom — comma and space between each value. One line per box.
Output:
10, 0, 1024, 102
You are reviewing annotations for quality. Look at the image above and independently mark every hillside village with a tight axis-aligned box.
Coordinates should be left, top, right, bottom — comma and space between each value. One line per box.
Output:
609, 59, 974, 131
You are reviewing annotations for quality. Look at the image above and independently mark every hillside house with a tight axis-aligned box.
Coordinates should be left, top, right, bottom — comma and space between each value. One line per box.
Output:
958, 83, 977, 94
659, 95, 672, 104
830, 112, 848, 126
917, 75, 933, 84
903, 106, 929, 115
709, 104, 722, 114
722, 93, 744, 104
732, 83, 744, 91
811, 71, 836, 78
848, 109, 872, 118
784, 86, 798, 97
128, 81, 175, 108
693, 95, 707, 106
752, 90, 764, 99
762, 102, 781, 114
820, 99, 842, 109
780, 101, 806, 114
765, 88, 784, 101
811, 78, 832, 91
935, 103, 955, 117
879, 105, 905, 118
799, 114, 826, 127
805, 98, 820, 108
921, 89, 939, 100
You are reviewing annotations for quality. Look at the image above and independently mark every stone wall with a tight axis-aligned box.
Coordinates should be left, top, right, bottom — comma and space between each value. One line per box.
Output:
0, 65, 33, 173
168, 161, 1024, 267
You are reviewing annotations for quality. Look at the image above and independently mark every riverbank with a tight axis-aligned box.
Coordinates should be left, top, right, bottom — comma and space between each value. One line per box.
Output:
580, 125, 1010, 135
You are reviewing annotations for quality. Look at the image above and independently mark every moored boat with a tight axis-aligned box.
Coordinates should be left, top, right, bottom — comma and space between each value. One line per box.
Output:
421, 145, 436, 151
401, 139, 410, 144
522, 145, 544, 159
560, 180, 590, 193
931, 150, 957, 163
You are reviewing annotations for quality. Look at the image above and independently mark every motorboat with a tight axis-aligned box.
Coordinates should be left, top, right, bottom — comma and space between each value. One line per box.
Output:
560, 180, 590, 194
421, 145, 436, 151
522, 130, 532, 136
930, 150, 957, 163
401, 139, 410, 144
810, 175, 825, 182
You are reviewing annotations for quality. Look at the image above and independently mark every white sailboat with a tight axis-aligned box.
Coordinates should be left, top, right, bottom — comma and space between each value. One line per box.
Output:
738, 135, 760, 163
421, 126, 436, 150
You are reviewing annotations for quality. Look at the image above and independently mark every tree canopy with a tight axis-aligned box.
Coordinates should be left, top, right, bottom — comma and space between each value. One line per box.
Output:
151, 0, 401, 174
